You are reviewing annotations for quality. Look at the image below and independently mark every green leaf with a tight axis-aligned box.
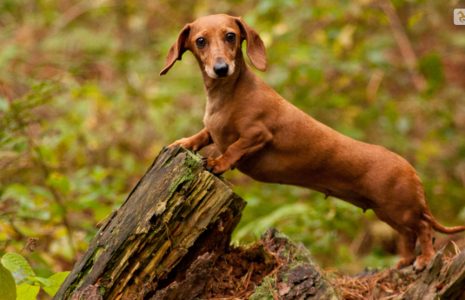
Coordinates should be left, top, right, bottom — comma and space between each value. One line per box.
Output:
0, 264, 16, 300
419, 52, 444, 91
234, 203, 312, 241
1, 253, 35, 283
36, 271, 69, 296
46, 172, 71, 195
0, 96, 9, 112
16, 283, 40, 300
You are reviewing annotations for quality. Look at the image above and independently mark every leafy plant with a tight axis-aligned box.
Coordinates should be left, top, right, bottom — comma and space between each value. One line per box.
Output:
0, 252, 69, 299
0, 262, 16, 300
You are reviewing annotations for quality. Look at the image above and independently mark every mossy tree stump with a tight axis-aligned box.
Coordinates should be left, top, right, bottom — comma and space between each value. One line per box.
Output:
54, 146, 246, 299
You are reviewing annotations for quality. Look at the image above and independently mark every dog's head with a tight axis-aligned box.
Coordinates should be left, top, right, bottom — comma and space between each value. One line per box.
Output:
160, 14, 266, 78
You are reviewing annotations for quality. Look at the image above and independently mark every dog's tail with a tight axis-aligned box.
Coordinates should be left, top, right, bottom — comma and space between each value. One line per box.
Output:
423, 211, 465, 234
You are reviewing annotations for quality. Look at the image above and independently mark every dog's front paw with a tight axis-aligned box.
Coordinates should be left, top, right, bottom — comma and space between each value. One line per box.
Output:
206, 157, 230, 175
169, 138, 194, 150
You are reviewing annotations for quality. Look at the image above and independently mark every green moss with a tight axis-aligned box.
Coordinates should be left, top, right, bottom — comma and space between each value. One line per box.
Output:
167, 150, 203, 197
183, 149, 204, 168
98, 285, 106, 296
249, 276, 276, 300
66, 245, 104, 296
167, 169, 194, 197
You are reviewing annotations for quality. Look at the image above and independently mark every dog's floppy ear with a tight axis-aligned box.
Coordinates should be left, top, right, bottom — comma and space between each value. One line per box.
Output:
160, 24, 191, 75
234, 17, 267, 71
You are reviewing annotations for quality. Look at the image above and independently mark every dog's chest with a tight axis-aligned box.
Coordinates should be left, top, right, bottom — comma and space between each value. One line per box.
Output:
204, 98, 238, 150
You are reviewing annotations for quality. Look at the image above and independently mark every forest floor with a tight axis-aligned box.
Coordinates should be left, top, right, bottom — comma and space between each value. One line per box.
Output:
182, 231, 463, 300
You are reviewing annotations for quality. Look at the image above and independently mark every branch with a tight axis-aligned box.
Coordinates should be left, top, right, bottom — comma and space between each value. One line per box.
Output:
379, 0, 427, 92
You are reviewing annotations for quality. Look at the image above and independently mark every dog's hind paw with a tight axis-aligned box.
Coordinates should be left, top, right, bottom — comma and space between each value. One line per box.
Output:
396, 257, 415, 269
413, 255, 432, 272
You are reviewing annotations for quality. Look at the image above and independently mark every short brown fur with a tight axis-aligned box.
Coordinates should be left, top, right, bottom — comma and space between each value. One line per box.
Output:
161, 14, 465, 271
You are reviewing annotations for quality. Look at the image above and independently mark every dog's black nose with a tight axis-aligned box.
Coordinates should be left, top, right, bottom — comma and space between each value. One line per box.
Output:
213, 62, 229, 77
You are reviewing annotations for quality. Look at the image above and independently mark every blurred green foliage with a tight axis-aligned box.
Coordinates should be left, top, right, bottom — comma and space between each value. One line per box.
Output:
1, 0, 464, 288
0, 252, 68, 299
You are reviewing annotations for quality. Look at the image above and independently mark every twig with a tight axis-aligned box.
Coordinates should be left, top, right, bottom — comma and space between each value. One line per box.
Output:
366, 70, 384, 103
379, 0, 427, 92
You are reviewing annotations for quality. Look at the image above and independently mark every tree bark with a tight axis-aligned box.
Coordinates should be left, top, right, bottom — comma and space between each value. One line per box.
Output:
398, 243, 465, 299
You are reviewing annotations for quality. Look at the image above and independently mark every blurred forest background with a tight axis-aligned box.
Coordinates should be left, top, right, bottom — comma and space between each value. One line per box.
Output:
1, 0, 465, 296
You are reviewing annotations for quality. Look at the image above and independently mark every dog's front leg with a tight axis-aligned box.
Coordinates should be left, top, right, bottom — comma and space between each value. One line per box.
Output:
207, 125, 272, 174
169, 128, 212, 151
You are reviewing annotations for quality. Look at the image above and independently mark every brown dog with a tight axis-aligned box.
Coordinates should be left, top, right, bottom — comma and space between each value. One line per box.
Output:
160, 14, 465, 270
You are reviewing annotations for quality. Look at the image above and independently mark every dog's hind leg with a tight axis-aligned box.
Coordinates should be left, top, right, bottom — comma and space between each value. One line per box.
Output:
413, 219, 434, 271
396, 231, 417, 269
372, 207, 417, 269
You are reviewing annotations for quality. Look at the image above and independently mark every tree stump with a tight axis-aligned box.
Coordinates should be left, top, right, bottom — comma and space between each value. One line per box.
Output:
54, 146, 246, 299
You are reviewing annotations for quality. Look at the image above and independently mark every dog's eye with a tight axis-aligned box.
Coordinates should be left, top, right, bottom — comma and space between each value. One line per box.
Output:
196, 37, 206, 48
225, 32, 236, 43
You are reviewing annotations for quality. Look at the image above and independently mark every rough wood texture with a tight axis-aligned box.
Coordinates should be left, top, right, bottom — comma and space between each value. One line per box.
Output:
398, 243, 465, 299
151, 228, 339, 299
54, 146, 245, 299
333, 242, 465, 299
249, 229, 339, 300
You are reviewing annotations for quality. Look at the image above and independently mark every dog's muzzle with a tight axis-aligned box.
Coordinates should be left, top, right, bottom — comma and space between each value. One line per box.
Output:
213, 61, 229, 77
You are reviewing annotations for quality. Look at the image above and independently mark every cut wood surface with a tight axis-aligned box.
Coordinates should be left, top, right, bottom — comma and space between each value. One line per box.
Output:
55, 146, 465, 300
